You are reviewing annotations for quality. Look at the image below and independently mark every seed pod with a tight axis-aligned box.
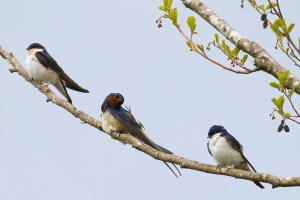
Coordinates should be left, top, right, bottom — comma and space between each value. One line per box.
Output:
261, 13, 267, 21
280, 119, 285, 125
277, 124, 283, 132
284, 125, 290, 132
263, 20, 268, 29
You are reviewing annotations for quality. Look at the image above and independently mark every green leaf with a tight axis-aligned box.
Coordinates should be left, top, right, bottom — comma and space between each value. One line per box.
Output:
197, 44, 204, 53
163, 0, 173, 9
214, 34, 219, 44
271, 96, 285, 111
163, 0, 168, 7
241, 54, 248, 65
221, 39, 226, 49
282, 19, 287, 32
186, 41, 193, 51
285, 48, 289, 54
299, 37, 300, 44
270, 24, 283, 39
278, 110, 284, 117
287, 23, 295, 34
225, 45, 230, 55
274, 19, 286, 32
288, 89, 295, 97
277, 43, 282, 49
274, 19, 282, 28
266, 2, 277, 10
277, 95, 285, 110
231, 47, 240, 58
187, 16, 196, 34
258, 4, 265, 12
269, 82, 280, 89
286, 112, 291, 117
158, 6, 167, 12
276, 70, 290, 86
170, 8, 178, 26
271, 98, 277, 106
186, 41, 192, 48
248, 0, 255, 6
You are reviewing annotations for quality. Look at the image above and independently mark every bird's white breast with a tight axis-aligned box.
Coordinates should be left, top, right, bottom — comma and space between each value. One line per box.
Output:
101, 110, 130, 134
101, 110, 151, 140
208, 133, 244, 167
25, 49, 60, 85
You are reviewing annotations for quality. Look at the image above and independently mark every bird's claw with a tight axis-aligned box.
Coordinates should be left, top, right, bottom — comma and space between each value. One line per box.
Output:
42, 82, 50, 87
214, 165, 234, 171
111, 131, 129, 145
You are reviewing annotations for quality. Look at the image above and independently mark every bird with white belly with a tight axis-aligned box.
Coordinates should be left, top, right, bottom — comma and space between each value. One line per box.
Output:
207, 125, 264, 189
26, 43, 89, 104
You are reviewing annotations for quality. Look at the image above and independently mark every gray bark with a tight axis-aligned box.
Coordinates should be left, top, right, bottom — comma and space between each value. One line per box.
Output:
182, 0, 300, 94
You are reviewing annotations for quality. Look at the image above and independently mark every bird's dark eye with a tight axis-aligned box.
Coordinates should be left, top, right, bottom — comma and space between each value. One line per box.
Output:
115, 94, 119, 98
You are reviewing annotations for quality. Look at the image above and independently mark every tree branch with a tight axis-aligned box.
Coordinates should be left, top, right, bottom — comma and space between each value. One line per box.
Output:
181, 0, 300, 95
1, 45, 300, 188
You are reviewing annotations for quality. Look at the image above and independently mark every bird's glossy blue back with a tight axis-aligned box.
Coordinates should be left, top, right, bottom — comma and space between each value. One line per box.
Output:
220, 131, 242, 149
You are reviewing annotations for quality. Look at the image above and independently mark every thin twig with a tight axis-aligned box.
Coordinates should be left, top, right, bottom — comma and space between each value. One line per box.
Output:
287, 117, 300, 124
175, 25, 258, 74
283, 90, 300, 116
276, 0, 283, 19
277, 40, 300, 67
255, 0, 300, 56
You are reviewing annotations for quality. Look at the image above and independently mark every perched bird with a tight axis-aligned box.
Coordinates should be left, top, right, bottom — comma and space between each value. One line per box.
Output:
207, 125, 264, 189
26, 43, 89, 104
101, 93, 181, 177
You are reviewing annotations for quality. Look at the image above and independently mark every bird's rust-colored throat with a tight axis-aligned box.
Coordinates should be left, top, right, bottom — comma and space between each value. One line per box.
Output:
107, 96, 122, 108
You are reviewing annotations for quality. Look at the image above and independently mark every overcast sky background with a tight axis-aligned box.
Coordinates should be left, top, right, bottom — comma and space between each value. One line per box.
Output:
0, 0, 299, 199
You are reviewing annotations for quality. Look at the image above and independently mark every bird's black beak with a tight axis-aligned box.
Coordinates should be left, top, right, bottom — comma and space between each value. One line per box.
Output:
207, 136, 210, 138
26, 47, 29, 50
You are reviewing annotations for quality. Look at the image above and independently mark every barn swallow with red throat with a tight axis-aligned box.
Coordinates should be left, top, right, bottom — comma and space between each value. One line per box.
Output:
26, 43, 89, 104
101, 93, 181, 177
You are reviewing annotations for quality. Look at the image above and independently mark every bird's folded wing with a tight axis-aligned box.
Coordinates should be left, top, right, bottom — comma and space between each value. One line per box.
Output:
223, 135, 257, 172
107, 107, 158, 150
35, 52, 89, 93
207, 142, 212, 156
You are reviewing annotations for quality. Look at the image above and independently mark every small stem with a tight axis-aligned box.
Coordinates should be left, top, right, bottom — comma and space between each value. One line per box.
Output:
283, 90, 300, 116
176, 25, 258, 74
9, 68, 17, 73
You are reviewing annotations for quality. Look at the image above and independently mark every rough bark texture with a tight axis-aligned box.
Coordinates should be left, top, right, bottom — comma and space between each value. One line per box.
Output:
1, 45, 300, 188
182, 0, 300, 94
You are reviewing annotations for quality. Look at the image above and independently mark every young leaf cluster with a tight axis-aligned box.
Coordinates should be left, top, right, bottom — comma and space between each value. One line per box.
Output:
270, 19, 295, 41
214, 34, 249, 66
269, 70, 298, 130
247, 1, 300, 68
158, 0, 179, 27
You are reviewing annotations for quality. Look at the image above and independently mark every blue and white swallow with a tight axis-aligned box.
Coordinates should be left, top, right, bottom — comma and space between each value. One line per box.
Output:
207, 125, 264, 189
25, 43, 89, 104
101, 93, 181, 177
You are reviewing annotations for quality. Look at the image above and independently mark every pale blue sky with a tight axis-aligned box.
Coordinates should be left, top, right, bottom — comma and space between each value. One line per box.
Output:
0, 0, 299, 199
